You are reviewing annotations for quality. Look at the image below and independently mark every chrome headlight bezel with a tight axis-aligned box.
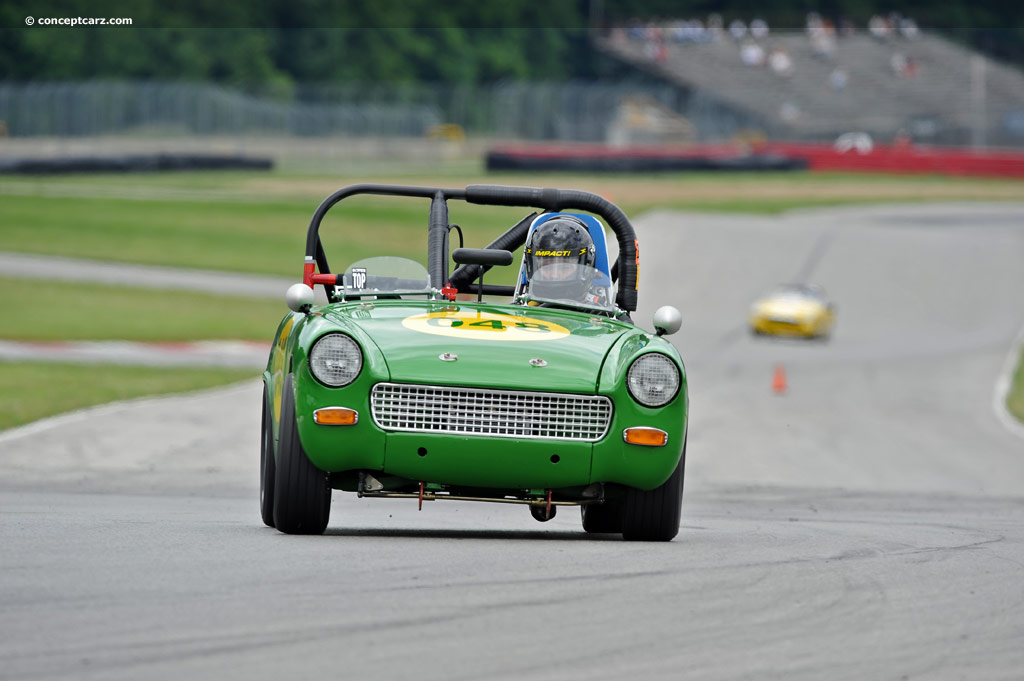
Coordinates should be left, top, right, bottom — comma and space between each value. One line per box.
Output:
308, 333, 363, 387
626, 353, 681, 408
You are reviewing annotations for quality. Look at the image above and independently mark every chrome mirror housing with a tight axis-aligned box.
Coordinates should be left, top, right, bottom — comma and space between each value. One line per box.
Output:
653, 305, 681, 337
286, 283, 315, 313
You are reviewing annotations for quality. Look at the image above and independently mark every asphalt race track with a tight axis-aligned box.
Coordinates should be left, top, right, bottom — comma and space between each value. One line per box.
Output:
2, 202, 1024, 681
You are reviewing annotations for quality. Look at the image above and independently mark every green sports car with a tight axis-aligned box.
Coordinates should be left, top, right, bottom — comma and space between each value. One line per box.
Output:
261, 184, 688, 540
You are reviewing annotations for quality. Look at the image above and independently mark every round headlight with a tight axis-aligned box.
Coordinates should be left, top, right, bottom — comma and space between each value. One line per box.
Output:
627, 353, 680, 408
309, 333, 362, 387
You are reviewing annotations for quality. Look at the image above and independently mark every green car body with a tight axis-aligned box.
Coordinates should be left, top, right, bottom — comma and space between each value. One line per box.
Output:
260, 184, 689, 540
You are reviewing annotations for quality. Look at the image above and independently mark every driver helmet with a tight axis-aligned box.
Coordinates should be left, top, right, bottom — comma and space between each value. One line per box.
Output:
524, 216, 597, 301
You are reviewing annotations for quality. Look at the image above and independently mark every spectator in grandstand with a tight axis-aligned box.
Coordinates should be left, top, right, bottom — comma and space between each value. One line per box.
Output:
828, 67, 848, 92
806, 12, 823, 34
750, 18, 769, 40
779, 101, 800, 123
890, 52, 909, 76
728, 18, 747, 41
811, 30, 836, 59
707, 13, 724, 41
768, 47, 794, 77
869, 14, 890, 42
898, 17, 919, 39
807, 13, 836, 59
740, 40, 765, 67
666, 20, 685, 43
670, 19, 708, 44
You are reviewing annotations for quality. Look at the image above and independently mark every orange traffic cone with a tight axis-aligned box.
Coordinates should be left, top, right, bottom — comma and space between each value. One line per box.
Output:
772, 365, 787, 395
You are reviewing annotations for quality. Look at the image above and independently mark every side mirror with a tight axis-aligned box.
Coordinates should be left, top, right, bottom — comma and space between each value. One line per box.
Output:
450, 248, 514, 302
653, 306, 681, 337
286, 283, 315, 313
451, 248, 514, 267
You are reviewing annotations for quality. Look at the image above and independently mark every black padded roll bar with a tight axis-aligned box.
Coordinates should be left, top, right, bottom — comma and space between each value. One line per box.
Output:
304, 183, 639, 311
464, 185, 638, 311
427, 192, 450, 290
448, 213, 535, 294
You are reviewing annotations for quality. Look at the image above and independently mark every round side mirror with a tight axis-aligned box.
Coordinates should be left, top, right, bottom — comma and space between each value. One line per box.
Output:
653, 306, 681, 337
286, 283, 315, 313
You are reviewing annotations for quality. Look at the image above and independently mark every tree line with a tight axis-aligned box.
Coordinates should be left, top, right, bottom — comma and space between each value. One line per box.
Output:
1, 0, 1020, 91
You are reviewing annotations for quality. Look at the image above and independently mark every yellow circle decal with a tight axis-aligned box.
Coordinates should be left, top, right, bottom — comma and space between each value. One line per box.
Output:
402, 310, 570, 341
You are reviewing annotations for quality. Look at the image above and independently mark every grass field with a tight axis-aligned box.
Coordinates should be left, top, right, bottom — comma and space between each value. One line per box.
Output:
0, 277, 285, 342
1, 165, 1022, 428
4, 169, 1024, 275
0, 361, 256, 431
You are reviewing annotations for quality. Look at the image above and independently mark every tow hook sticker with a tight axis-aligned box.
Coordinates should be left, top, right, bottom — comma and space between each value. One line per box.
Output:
402, 310, 570, 341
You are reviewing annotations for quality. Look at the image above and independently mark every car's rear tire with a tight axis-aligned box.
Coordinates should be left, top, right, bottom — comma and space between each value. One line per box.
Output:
273, 375, 331, 535
259, 384, 276, 528
581, 500, 623, 533
621, 437, 686, 542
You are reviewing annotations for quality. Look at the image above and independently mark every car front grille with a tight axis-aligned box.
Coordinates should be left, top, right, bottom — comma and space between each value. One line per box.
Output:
370, 382, 612, 442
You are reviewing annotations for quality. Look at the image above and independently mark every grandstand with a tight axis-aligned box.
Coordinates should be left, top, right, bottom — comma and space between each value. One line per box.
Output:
596, 28, 1024, 147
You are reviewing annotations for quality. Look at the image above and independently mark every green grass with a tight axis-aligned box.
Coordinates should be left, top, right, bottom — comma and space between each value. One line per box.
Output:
0, 192, 532, 276
0, 277, 286, 341
1008, 347, 1024, 424
0, 361, 256, 431
1, 193, 324, 277
3, 170, 1023, 276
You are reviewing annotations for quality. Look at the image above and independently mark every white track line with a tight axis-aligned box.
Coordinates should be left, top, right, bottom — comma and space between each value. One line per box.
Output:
0, 380, 259, 446
992, 322, 1024, 440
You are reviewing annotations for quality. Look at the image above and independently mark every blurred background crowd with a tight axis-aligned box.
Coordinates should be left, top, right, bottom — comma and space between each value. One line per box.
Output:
0, 0, 1022, 164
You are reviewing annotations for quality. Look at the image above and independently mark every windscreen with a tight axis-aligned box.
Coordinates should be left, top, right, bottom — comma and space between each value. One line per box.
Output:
339, 257, 431, 298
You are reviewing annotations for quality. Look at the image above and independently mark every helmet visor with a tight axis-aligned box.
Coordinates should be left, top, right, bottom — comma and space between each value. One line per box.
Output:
526, 264, 616, 312
532, 256, 583, 282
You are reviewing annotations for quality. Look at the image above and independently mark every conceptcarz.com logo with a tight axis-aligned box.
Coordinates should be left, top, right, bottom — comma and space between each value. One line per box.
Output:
26, 16, 134, 26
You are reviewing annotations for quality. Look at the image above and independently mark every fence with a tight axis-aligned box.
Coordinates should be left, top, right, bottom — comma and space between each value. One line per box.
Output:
2, 33, 1023, 149
0, 80, 694, 144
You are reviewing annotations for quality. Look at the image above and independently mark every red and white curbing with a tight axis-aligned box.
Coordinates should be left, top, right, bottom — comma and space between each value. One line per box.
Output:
0, 339, 269, 369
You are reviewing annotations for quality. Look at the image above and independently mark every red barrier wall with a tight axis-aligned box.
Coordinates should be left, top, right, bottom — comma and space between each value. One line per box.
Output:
486, 142, 1024, 178
757, 142, 1024, 178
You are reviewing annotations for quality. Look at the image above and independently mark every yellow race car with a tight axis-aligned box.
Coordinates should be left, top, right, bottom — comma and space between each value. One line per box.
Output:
749, 284, 835, 339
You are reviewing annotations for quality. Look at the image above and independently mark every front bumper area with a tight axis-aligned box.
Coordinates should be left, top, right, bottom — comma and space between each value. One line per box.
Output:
294, 369, 685, 493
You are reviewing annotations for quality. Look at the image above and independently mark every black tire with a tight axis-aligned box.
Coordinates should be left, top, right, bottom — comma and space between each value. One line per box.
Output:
273, 375, 331, 535
259, 384, 276, 528
581, 499, 623, 533
621, 437, 686, 542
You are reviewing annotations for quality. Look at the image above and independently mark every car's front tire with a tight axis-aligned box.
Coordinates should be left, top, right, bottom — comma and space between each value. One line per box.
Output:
273, 374, 331, 535
259, 384, 276, 528
621, 437, 686, 542
581, 499, 623, 533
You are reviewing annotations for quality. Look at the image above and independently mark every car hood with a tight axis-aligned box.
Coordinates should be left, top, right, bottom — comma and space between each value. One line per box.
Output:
322, 301, 635, 393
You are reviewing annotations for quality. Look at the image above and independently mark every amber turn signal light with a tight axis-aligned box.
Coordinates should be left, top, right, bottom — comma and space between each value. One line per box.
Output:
622, 427, 668, 447
313, 407, 359, 426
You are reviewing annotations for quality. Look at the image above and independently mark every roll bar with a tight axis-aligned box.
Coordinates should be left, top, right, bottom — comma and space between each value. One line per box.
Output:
303, 183, 639, 311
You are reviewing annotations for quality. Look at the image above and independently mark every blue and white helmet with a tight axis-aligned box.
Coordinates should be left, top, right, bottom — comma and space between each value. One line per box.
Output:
524, 215, 597, 301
